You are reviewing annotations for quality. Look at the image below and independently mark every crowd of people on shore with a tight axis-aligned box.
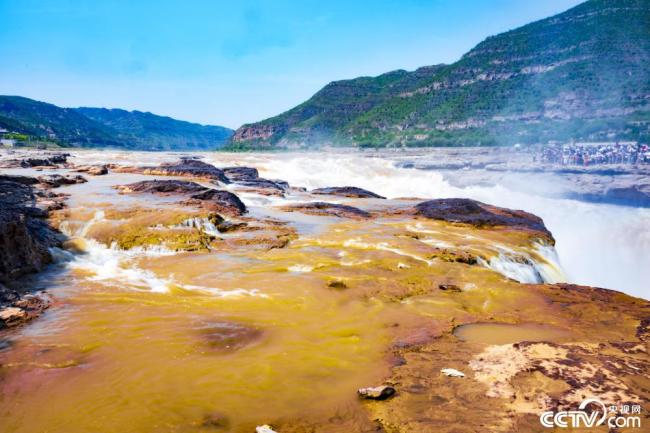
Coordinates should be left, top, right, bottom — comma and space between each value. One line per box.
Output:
536, 142, 650, 166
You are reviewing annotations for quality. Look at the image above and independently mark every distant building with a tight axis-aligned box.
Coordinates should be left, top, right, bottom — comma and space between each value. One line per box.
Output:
1, 138, 16, 147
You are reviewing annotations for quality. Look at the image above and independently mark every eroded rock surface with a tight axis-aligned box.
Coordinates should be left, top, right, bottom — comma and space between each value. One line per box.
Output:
312, 186, 386, 199
415, 198, 552, 241
282, 202, 371, 219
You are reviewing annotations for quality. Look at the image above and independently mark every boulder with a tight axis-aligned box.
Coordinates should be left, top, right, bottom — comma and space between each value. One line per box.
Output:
187, 189, 247, 216
415, 198, 552, 240
223, 166, 259, 181
312, 186, 385, 199
75, 165, 108, 175
37, 174, 87, 188
283, 202, 371, 219
235, 179, 287, 196
143, 158, 229, 183
116, 180, 247, 216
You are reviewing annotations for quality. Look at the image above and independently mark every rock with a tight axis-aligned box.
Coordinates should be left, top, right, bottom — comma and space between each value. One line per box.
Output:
312, 186, 385, 199
0, 283, 19, 305
0, 178, 63, 282
0, 307, 26, 326
235, 179, 287, 196
0, 174, 40, 185
256, 425, 278, 433
117, 180, 207, 195
187, 189, 247, 216
116, 180, 247, 216
282, 202, 371, 219
328, 280, 348, 290
199, 411, 230, 429
438, 284, 462, 292
143, 158, 230, 183
37, 174, 87, 188
440, 368, 465, 377
358, 385, 396, 400
223, 166, 259, 181
415, 198, 552, 241
75, 165, 108, 175
216, 221, 248, 233
196, 321, 263, 352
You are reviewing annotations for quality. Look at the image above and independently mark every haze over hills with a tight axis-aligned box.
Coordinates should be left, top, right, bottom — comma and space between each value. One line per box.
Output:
230, 0, 650, 149
0, 96, 233, 150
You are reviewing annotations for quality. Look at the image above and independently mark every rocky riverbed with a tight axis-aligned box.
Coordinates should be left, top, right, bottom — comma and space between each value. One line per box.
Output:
0, 149, 647, 433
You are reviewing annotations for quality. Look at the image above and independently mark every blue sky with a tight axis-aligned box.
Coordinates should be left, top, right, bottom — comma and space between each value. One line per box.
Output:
0, 0, 583, 128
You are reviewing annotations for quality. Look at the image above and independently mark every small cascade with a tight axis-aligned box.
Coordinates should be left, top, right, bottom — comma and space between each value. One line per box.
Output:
479, 243, 567, 284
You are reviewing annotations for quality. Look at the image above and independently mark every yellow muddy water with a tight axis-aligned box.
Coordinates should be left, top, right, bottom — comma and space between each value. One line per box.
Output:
0, 164, 566, 433
452, 322, 570, 345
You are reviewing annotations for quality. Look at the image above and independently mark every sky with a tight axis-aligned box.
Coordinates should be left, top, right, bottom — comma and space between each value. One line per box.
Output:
0, 0, 584, 129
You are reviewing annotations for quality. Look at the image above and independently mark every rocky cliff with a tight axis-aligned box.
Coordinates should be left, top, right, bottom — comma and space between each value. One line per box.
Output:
231, 0, 650, 149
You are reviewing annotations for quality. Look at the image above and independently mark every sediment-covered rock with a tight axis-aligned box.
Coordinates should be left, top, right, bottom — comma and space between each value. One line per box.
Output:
223, 166, 259, 181
0, 177, 63, 285
186, 189, 247, 216
358, 385, 396, 400
312, 186, 385, 199
415, 198, 552, 240
74, 165, 108, 175
116, 180, 247, 216
117, 179, 207, 195
37, 174, 87, 188
124, 158, 231, 183
0, 152, 69, 169
282, 202, 371, 219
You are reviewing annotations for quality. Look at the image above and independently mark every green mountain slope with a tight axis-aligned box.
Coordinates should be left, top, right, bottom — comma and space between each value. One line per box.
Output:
230, 0, 650, 149
0, 96, 124, 147
76, 107, 233, 151
0, 96, 233, 150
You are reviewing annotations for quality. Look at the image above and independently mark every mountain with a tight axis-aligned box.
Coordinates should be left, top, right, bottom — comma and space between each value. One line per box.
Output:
230, 0, 650, 149
0, 96, 233, 150
75, 107, 233, 151
0, 96, 124, 147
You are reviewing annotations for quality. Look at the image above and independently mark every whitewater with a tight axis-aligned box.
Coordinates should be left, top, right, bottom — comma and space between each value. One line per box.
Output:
69, 150, 650, 299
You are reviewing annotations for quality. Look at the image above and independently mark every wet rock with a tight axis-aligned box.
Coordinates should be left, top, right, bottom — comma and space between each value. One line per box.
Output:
199, 411, 230, 429
197, 321, 263, 352
0, 152, 70, 168
187, 189, 247, 216
440, 368, 465, 377
37, 174, 87, 188
223, 166, 259, 181
116, 180, 247, 216
0, 178, 63, 283
415, 198, 552, 240
282, 202, 371, 219
328, 280, 348, 290
0, 292, 50, 328
143, 158, 230, 183
235, 179, 287, 196
0, 174, 40, 185
256, 425, 278, 433
75, 165, 108, 175
117, 179, 207, 195
0, 307, 26, 326
0, 283, 19, 305
216, 221, 248, 233
438, 284, 462, 292
312, 186, 385, 199
358, 385, 396, 400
